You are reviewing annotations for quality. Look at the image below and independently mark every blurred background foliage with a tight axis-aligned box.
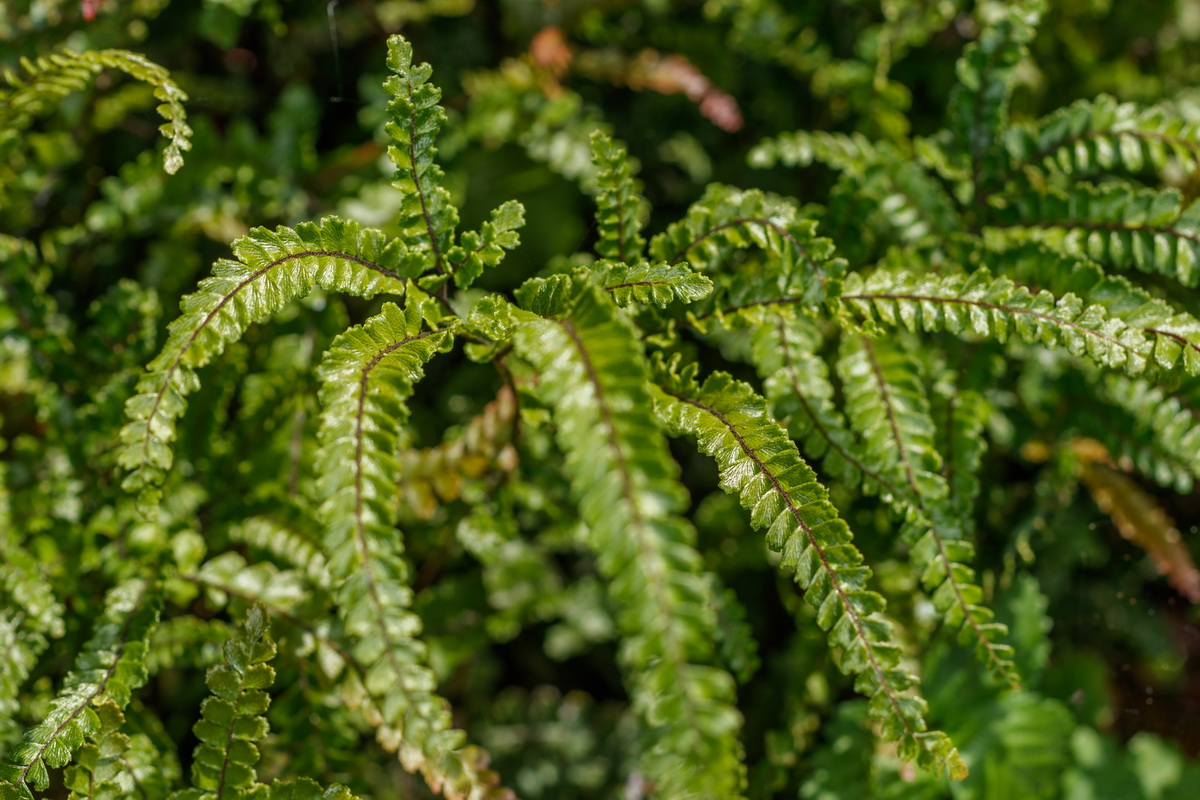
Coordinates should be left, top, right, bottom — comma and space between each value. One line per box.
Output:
3, 1, 1200, 798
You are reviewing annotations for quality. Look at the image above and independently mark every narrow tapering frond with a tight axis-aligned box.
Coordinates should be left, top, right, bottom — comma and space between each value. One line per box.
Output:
651, 364, 967, 779
315, 301, 511, 799
597, 260, 713, 307
118, 217, 408, 510
841, 266, 1200, 376
513, 284, 747, 799
1007, 94, 1200, 178
590, 131, 649, 263
0, 48, 190, 173
0, 579, 161, 799
835, 337, 1019, 687
949, 0, 1043, 194
993, 181, 1200, 286
169, 604, 276, 800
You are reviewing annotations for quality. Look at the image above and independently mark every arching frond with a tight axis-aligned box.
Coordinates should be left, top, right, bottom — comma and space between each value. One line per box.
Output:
0, 48, 190, 173
1007, 94, 1200, 178
0, 578, 161, 799
118, 217, 408, 509
649, 184, 845, 308
651, 365, 966, 779
949, 0, 1043, 194
840, 267, 1200, 376
994, 182, 1200, 286
976, 243, 1200, 372
836, 337, 1018, 687
316, 301, 509, 799
513, 285, 747, 799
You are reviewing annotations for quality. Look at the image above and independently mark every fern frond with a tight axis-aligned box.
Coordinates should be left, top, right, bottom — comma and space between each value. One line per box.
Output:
837, 336, 946, 503
749, 132, 959, 246
746, 311, 891, 494
119, 217, 408, 509
835, 337, 1019, 687
446, 200, 525, 290
649, 184, 845, 308
1090, 375, 1200, 492
61, 701, 134, 800
384, 36, 458, 281
316, 301, 509, 799
228, 514, 331, 587
513, 285, 747, 798
936, 383, 990, 519
651, 365, 967, 779
0, 578, 161, 799
1007, 94, 1200, 178
950, 0, 1043, 197
977, 243, 1200, 373
171, 603, 275, 800
596, 260, 713, 307
994, 182, 1200, 286
841, 267, 1197, 376
0, 48, 191, 173
590, 131, 649, 263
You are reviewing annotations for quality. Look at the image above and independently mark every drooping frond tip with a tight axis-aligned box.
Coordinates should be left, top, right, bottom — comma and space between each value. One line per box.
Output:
0, 48, 191, 174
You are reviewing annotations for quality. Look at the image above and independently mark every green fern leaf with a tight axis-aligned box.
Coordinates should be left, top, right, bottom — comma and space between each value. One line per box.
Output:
0, 578, 161, 799
596, 260, 714, 307
1089, 375, 1200, 493
649, 184, 845, 308
651, 365, 967, 780
749, 131, 959, 246
994, 181, 1200, 286
745, 311, 890, 494
590, 131, 649, 263
949, 0, 1043, 195
118, 217, 407, 509
836, 337, 1019, 687
976, 243, 1200, 373
170, 603, 275, 800
513, 284, 747, 799
1007, 94, 1200, 178
0, 48, 190, 174
62, 701, 134, 800
315, 301, 510, 799
446, 199, 525, 290
384, 35, 458, 282
841, 266, 1197, 376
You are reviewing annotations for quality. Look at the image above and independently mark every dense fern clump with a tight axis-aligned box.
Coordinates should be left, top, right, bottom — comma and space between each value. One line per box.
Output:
4, 2, 1200, 799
